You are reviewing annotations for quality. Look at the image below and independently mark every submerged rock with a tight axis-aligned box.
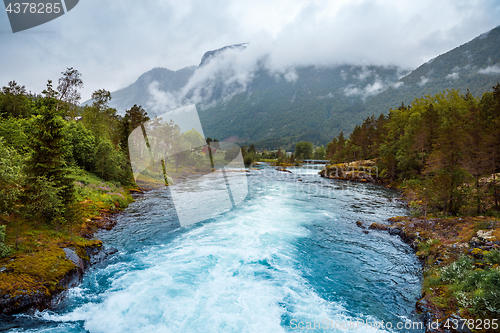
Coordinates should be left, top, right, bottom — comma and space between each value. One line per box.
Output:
356, 221, 366, 229
368, 223, 388, 231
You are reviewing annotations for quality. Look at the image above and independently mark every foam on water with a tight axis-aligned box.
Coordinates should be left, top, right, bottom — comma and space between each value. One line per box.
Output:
7, 166, 421, 332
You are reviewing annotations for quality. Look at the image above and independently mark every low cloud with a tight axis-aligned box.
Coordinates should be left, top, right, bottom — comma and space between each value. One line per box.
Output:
364, 79, 385, 96
343, 85, 361, 97
343, 77, 386, 99
318, 92, 335, 99
478, 65, 500, 75
340, 70, 347, 80
354, 67, 373, 81
146, 81, 182, 114
146, 45, 263, 113
446, 72, 459, 79
284, 68, 299, 82
392, 81, 404, 89
418, 76, 430, 87
1, 0, 500, 100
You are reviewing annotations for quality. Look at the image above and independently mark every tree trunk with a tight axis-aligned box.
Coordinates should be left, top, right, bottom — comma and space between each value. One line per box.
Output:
494, 172, 499, 211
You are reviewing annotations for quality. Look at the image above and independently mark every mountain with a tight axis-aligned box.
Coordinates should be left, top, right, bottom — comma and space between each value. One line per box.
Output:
87, 66, 196, 113
97, 26, 500, 149
199, 43, 248, 66
198, 65, 405, 148
366, 25, 500, 114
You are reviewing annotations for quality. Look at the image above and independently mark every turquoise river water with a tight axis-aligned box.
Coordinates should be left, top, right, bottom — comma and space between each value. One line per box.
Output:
1, 164, 424, 332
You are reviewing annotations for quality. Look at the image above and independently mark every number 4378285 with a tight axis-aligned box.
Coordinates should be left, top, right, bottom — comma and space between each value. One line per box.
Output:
5, 3, 61, 14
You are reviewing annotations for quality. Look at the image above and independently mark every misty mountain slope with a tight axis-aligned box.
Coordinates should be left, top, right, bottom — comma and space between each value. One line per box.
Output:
198, 65, 405, 148
100, 25, 500, 148
367, 25, 500, 114
199, 43, 247, 66
90, 66, 196, 113
98, 44, 405, 147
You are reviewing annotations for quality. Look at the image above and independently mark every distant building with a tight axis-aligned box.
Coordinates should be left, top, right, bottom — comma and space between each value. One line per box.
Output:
202, 146, 218, 155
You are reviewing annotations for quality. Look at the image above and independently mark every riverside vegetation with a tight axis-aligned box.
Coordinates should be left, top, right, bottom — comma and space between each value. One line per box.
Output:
0, 69, 148, 313
2, 65, 500, 327
321, 84, 500, 329
0, 68, 257, 314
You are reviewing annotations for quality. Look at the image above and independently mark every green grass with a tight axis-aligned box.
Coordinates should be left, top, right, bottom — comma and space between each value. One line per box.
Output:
73, 168, 133, 216
433, 255, 500, 319
416, 238, 442, 258
0, 169, 135, 305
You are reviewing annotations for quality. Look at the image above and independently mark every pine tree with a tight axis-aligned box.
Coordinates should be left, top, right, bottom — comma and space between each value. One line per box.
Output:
0, 81, 31, 118
380, 104, 407, 181
412, 103, 439, 174
121, 104, 150, 156
424, 93, 468, 215
24, 81, 74, 223
484, 83, 500, 210
462, 95, 489, 213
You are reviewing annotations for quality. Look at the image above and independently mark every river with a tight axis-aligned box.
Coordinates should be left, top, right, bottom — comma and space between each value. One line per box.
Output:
2, 164, 423, 332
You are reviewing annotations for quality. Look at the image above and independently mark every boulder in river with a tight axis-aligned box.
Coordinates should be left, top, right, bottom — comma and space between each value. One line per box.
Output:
319, 160, 378, 183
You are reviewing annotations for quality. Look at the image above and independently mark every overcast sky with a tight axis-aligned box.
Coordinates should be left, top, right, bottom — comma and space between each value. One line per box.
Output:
1, 0, 499, 101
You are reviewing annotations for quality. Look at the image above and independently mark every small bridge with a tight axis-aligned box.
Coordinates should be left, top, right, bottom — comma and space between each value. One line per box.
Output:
302, 160, 329, 164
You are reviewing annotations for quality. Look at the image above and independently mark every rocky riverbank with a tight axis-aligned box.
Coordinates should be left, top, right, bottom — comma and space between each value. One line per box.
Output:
319, 161, 500, 332
359, 216, 500, 332
0, 240, 117, 315
319, 160, 379, 183
0, 188, 141, 316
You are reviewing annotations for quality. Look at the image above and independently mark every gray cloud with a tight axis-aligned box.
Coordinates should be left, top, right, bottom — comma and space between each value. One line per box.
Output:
342, 77, 385, 100
0, 0, 499, 101
478, 65, 500, 74
392, 81, 404, 89
418, 76, 430, 87
283, 68, 298, 83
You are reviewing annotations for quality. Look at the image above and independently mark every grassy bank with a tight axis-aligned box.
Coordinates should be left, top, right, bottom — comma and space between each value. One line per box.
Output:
0, 171, 134, 312
368, 216, 500, 331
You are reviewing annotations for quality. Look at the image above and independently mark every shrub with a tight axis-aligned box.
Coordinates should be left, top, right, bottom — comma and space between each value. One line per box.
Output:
417, 238, 441, 257
485, 250, 500, 265
0, 225, 10, 258
469, 268, 500, 316
65, 121, 96, 171
0, 137, 23, 216
440, 255, 500, 318
22, 176, 64, 225
440, 256, 473, 283
94, 138, 131, 183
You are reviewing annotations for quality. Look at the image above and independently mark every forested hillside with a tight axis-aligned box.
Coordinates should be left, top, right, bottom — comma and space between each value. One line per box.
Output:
107, 67, 196, 114
98, 26, 500, 149
96, 62, 405, 149
367, 25, 500, 115
326, 84, 500, 216
198, 65, 404, 149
